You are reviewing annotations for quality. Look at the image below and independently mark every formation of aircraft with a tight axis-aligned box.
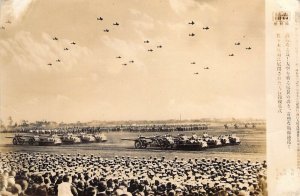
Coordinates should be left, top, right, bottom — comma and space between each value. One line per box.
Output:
24, 13, 254, 71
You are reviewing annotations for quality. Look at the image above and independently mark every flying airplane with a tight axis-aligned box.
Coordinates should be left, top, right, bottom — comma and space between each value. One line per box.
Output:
144, 40, 150, 43
116, 56, 122, 59
64, 48, 69, 50
97, 17, 103, 21
56, 59, 61, 62
1, 26, 5, 30
70, 42, 76, 45
203, 27, 209, 30
148, 49, 154, 52
189, 33, 195, 36
246, 47, 252, 50
48, 63, 52, 66
204, 67, 209, 70
188, 21, 195, 25
104, 29, 109, 32
129, 60, 134, 63
157, 45, 162, 48
194, 72, 199, 75
235, 42, 240, 45
6, 20, 11, 24
191, 62, 196, 64
53, 37, 58, 40
229, 54, 234, 56
113, 22, 119, 26
122, 63, 127, 66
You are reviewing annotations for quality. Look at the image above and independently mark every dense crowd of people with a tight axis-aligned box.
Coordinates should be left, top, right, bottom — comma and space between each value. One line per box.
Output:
4, 124, 209, 134
0, 152, 267, 196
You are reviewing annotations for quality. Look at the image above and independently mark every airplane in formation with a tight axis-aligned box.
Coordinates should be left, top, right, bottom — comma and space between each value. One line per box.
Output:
1, 26, 5, 30
129, 60, 134, 63
148, 49, 153, 52
53, 37, 58, 40
204, 67, 209, 70
229, 54, 234, 56
235, 42, 240, 45
48, 63, 52, 66
189, 33, 195, 37
6, 20, 11, 24
191, 62, 196, 64
116, 56, 121, 59
71, 42, 76, 45
188, 21, 195, 25
64, 48, 69, 50
246, 47, 251, 50
56, 59, 61, 62
203, 27, 209, 30
144, 40, 150, 43
157, 45, 162, 48
104, 29, 109, 32
97, 17, 103, 21
122, 63, 127, 66
194, 72, 199, 75
113, 22, 119, 26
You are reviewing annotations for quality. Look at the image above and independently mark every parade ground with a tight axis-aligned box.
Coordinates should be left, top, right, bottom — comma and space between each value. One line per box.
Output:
0, 125, 266, 162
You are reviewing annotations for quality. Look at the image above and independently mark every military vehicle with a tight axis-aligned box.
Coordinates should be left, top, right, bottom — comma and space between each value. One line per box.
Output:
122, 135, 175, 149
60, 134, 81, 144
123, 133, 240, 150
80, 133, 96, 143
8, 134, 62, 146
173, 134, 208, 150
228, 134, 241, 145
93, 133, 108, 142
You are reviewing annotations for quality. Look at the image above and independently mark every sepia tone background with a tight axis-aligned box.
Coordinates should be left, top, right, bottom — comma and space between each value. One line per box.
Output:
0, 0, 265, 123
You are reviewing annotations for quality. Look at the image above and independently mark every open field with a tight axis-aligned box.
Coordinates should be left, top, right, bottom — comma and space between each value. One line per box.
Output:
0, 125, 265, 162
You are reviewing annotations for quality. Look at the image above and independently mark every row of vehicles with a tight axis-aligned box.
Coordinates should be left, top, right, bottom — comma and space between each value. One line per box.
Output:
123, 133, 240, 150
9, 133, 107, 146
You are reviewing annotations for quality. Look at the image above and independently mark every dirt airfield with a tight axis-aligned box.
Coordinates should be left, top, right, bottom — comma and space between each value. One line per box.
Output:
0, 125, 265, 162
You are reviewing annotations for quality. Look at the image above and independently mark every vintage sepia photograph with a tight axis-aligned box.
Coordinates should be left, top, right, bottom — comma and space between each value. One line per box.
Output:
0, 0, 269, 195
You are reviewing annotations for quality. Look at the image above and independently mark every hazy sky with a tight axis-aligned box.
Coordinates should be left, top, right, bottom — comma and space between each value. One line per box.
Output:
0, 0, 265, 123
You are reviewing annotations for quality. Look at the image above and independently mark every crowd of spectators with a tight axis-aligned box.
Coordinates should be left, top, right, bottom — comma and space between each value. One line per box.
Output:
0, 152, 267, 196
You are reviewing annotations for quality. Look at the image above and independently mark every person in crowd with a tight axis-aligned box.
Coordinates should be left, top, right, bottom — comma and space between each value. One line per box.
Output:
0, 152, 267, 196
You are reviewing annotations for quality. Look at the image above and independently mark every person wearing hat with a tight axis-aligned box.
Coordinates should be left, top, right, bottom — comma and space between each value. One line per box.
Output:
58, 175, 73, 196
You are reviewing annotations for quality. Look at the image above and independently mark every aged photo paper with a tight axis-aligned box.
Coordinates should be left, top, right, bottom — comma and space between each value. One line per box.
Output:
0, 0, 298, 195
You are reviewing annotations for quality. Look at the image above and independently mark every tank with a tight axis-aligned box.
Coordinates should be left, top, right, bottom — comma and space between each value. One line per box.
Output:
61, 134, 82, 144
93, 133, 108, 142
80, 133, 96, 143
